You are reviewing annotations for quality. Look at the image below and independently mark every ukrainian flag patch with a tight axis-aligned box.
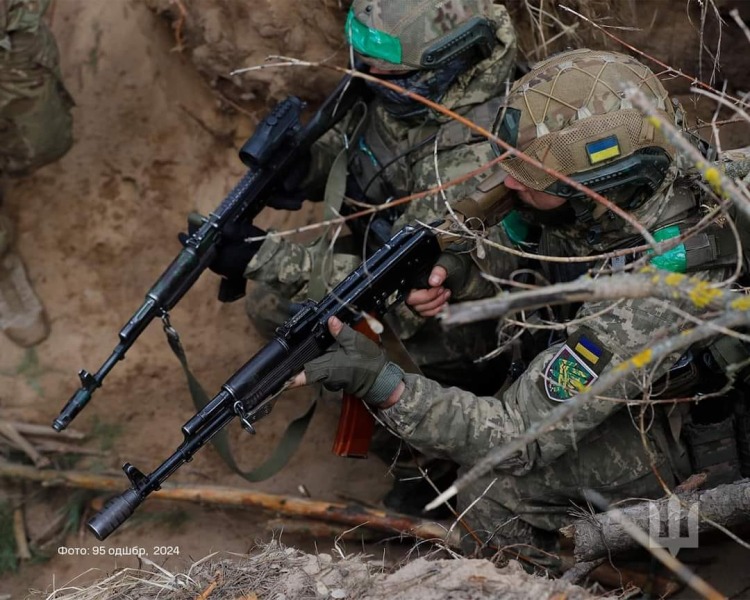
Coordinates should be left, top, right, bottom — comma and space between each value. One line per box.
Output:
575, 335, 602, 365
586, 135, 621, 165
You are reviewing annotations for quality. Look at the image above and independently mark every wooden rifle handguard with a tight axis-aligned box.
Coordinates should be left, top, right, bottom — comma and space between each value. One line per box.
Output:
332, 319, 379, 458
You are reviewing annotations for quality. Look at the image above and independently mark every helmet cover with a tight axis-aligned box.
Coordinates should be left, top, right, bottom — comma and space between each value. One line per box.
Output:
497, 49, 676, 196
346, 0, 497, 71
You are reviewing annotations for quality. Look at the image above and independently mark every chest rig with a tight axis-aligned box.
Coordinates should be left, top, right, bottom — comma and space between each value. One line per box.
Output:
342, 96, 505, 247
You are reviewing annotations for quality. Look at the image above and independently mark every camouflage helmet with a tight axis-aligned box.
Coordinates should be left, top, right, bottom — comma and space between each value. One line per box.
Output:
345, 0, 498, 72
497, 49, 676, 219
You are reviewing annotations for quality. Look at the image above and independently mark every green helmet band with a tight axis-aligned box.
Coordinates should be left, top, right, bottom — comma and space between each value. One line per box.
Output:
345, 8, 496, 69
345, 9, 403, 66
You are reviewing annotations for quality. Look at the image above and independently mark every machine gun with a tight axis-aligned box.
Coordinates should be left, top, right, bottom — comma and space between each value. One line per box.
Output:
87, 222, 445, 540
53, 76, 364, 433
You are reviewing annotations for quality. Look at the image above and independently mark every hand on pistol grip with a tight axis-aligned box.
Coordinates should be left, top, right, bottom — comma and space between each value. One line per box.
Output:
406, 251, 475, 318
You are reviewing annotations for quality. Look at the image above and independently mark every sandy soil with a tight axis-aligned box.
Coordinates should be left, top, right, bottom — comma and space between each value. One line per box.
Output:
2, 1, 750, 598
1, 1, 393, 596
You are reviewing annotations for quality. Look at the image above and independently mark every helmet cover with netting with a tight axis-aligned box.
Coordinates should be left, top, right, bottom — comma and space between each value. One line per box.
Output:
496, 49, 676, 212
346, 0, 497, 72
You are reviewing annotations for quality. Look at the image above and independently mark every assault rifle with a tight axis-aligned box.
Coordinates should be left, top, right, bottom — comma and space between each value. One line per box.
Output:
53, 76, 364, 433
87, 222, 445, 540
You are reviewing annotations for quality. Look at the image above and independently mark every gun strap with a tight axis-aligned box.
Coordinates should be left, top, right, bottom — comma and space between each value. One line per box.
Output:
309, 101, 368, 302
162, 316, 316, 482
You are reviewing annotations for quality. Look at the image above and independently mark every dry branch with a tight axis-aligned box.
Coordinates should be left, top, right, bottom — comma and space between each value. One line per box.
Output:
5, 421, 85, 441
0, 460, 459, 548
13, 506, 31, 560
561, 480, 750, 562
442, 268, 728, 327
0, 421, 51, 468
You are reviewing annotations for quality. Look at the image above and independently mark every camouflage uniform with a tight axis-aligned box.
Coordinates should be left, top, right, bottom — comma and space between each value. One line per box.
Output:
379, 175, 724, 551
0, 0, 73, 346
246, 3, 518, 391
0, 0, 73, 175
368, 50, 739, 551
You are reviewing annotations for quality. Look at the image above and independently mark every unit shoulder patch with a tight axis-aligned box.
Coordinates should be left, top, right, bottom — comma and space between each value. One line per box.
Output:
541, 330, 612, 402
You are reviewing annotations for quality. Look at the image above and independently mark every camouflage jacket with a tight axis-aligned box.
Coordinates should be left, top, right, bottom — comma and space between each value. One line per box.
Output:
245, 3, 517, 313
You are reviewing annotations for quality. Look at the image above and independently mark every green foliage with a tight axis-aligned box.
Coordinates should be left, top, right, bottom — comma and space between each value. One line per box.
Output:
0, 348, 58, 397
53, 452, 83, 471
87, 21, 103, 72
61, 491, 94, 536
90, 416, 122, 452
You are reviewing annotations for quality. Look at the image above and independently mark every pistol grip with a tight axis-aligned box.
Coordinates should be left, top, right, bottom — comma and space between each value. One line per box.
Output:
218, 277, 247, 303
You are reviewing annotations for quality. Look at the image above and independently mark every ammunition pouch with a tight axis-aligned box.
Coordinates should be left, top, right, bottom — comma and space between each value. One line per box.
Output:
654, 346, 748, 484
683, 414, 742, 486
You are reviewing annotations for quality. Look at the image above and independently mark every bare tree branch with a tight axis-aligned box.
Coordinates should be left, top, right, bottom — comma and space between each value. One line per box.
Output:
442, 267, 732, 327
427, 289, 750, 511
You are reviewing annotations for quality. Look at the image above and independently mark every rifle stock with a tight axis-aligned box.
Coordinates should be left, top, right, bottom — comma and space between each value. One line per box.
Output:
53, 76, 365, 432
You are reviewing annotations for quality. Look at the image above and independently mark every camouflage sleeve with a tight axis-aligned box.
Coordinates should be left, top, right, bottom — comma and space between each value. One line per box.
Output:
380, 270, 722, 474
379, 373, 529, 470
386, 137, 522, 338
393, 140, 501, 231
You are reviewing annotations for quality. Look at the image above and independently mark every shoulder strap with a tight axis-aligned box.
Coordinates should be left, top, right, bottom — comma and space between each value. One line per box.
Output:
309, 101, 369, 301
163, 316, 316, 482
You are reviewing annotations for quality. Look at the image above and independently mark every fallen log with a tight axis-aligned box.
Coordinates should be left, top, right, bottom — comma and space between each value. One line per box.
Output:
561, 479, 750, 561
0, 460, 459, 548
13, 506, 31, 560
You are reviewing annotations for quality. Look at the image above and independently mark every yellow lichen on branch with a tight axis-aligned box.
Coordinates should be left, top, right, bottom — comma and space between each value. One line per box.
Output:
688, 281, 724, 309
616, 347, 654, 371
730, 296, 750, 311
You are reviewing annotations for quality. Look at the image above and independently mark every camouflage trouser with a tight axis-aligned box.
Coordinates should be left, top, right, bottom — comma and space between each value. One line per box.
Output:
0, 0, 74, 176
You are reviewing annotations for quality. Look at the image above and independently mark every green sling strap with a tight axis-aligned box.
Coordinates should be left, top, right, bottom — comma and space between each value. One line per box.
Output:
308, 100, 369, 302
162, 315, 316, 482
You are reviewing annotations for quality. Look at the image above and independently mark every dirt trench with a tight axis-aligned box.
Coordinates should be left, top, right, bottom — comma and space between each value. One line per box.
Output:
3, 1, 750, 598
1, 1, 393, 596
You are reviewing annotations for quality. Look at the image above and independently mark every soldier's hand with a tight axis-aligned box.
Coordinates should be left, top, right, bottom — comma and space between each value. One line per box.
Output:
178, 213, 266, 280
292, 317, 405, 408
407, 250, 487, 317
406, 266, 451, 317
